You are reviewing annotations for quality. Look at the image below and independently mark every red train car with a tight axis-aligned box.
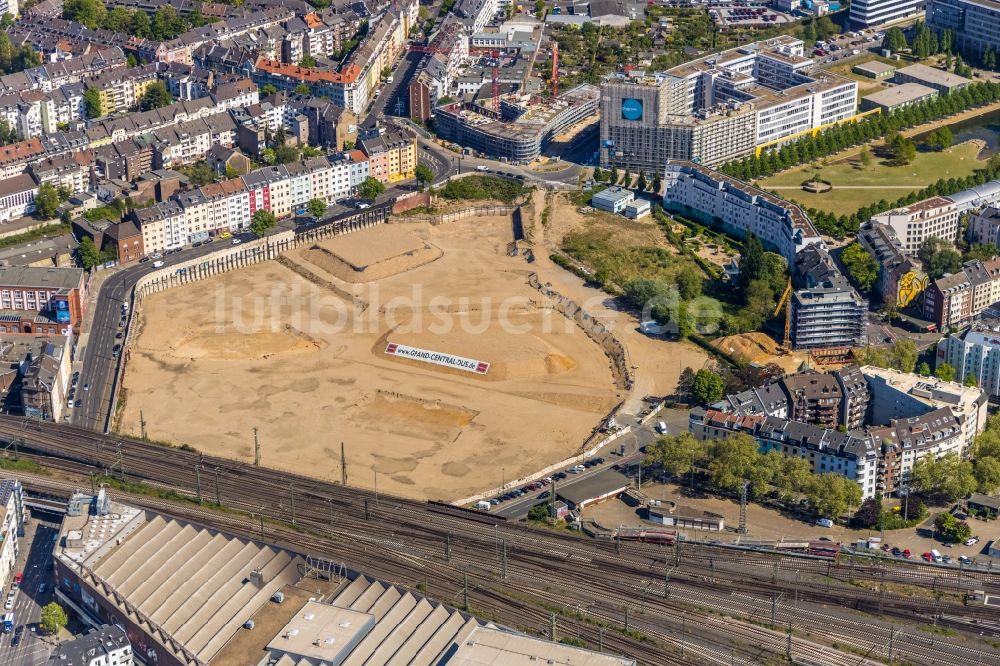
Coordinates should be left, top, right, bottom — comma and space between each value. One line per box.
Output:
807, 541, 841, 559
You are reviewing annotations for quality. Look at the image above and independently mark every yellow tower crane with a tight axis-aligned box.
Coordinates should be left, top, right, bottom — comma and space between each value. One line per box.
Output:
772, 277, 793, 353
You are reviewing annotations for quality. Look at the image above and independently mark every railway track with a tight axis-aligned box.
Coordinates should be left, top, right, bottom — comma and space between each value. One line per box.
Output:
4, 417, 999, 665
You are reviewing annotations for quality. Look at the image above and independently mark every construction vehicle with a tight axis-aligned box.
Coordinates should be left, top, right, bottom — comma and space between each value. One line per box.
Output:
772, 277, 792, 352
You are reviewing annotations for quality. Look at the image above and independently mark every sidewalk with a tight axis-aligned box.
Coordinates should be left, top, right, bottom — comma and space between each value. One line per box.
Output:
74, 267, 117, 369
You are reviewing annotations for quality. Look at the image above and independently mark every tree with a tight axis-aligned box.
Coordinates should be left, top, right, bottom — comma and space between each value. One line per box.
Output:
910, 452, 976, 501
806, 473, 861, 520
890, 338, 919, 374
83, 88, 103, 119
676, 266, 702, 301
965, 243, 999, 261
917, 361, 931, 376
300, 55, 317, 68
974, 456, 1000, 494
636, 172, 648, 192
534, 0, 545, 18
307, 198, 327, 218
934, 362, 956, 382
965, 373, 979, 387
139, 81, 172, 111
527, 504, 550, 521
76, 237, 103, 269
249, 210, 277, 238
414, 164, 434, 188
151, 5, 187, 40
652, 172, 661, 194
261, 84, 277, 96
840, 242, 879, 291
691, 368, 725, 406
707, 432, 760, 492
859, 145, 871, 169
645, 432, 706, 481
609, 165, 619, 186
357, 176, 385, 200
676, 367, 696, 401
934, 511, 973, 543
63, 0, 107, 29
34, 183, 60, 219
884, 27, 908, 53
273, 143, 299, 164
186, 160, 216, 186
852, 496, 882, 529
295, 83, 311, 95
40, 602, 67, 635
738, 233, 766, 293
130, 10, 151, 38
925, 126, 954, 151
0, 118, 18, 146
919, 237, 962, 279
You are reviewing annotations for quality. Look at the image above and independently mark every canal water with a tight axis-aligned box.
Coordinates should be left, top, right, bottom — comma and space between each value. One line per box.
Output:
917, 108, 1000, 158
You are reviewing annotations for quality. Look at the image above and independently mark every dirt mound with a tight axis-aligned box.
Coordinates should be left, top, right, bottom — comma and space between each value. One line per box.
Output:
299, 226, 443, 282
712, 332, 809, 373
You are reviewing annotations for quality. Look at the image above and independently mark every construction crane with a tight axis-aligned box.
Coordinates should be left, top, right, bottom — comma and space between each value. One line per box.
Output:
773, 277, 793, 353
491, 49, 500, 112
551, 42, 559, 97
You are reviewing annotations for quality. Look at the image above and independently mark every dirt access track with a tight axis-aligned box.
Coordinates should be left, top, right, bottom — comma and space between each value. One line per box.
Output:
119, 214, 622, 501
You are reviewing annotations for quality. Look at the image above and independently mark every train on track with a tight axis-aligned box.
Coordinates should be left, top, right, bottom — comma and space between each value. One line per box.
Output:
615, 527, 677, 545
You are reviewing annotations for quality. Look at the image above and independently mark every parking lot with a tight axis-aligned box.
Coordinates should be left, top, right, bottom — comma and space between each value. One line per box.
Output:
0, 511, 62, 666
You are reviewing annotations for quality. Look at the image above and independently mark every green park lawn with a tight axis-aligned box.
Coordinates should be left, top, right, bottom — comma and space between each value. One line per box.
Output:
757, 141, 986, 217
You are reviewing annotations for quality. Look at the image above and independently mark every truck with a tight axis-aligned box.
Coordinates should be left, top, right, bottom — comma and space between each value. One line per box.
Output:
2, 613, 13, 633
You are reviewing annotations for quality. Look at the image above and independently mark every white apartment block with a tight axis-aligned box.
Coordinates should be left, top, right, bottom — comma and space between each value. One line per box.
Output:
53, 625, 132, 666
868, 196, 959, 255
663, 160, 822, 263
850, 0, 925, 27
938, 321, 1000, 399
862, 365, 988, 457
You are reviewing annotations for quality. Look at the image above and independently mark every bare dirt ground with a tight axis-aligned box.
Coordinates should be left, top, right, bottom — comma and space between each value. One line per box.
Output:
713, 332, 814, 374
119, 215, 621, 501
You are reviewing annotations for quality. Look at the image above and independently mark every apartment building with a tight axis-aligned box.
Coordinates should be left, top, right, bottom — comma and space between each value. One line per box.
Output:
937, 319, 1000, 399
927, 0, 1000, 61
134, 201, 188, 254
857, 221, 927, 308
970, 206, 1000, 247
409, 17, 469, 123
689, 408, 882, 499
791, 245, 868, 350
358, 131, 417, 184
20, 334, 73, 422
0, 266, 87, 335
600, 36, 858, 169
923, 258, 1000, 330
51, 625, 133, 666
694, 365, 988, 498
868, 196, 960, 255
662, 160, 821, 263
850, 0, 925, 27
0, 480, 24, 596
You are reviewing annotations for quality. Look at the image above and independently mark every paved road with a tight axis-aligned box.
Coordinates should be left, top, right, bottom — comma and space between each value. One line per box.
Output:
0, 514, 61, 666
363, 50, 423, 127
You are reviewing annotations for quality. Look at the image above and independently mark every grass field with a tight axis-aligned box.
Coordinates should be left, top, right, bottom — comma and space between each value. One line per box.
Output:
757, 141, 986, 216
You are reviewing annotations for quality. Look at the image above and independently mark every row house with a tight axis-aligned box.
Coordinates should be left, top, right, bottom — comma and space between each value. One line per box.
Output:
357, 130, 416, 184
93, 139, 154, 182
923, 258, 1000, 331
0, 174, 40, 223
0, 138, 46, 180
85, 63, 161, 117
28, 154, 93, 194
0, 47, 127, 95
135, 201, 188, 254
150, 114, 238, 169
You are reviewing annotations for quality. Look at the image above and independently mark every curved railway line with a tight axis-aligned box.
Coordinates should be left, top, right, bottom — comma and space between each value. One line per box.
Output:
5, 417, 1000, 665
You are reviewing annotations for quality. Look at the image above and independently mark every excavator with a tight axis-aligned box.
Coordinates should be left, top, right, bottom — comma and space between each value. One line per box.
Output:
772, 277, 793, 353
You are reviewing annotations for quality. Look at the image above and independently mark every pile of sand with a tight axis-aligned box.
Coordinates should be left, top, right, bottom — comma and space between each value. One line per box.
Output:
712, 332, 808, 373
300, 227, 442, 283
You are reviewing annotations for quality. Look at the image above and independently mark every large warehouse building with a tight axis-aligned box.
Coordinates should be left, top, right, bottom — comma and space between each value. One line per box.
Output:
53, 492, 636, 666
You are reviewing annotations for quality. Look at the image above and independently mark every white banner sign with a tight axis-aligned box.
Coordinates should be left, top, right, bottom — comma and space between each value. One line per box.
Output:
384, 343, 490, 374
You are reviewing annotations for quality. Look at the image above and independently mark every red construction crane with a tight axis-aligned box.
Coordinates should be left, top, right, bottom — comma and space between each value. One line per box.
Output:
551, 42, 559, 97
491, 49, 500, 113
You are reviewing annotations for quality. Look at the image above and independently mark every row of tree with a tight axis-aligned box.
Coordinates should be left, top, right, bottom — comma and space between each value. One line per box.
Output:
721, 81, 1000, 186
63, 0, 214, 40
593, 166, 662, 194
0, 33, 41, 77
645, 432, 863, 520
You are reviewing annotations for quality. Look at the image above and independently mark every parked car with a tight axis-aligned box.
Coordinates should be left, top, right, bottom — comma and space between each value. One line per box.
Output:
4, 592, 14, 610
902, 549, 912, 559
816, 518, 834, 528
959, 555, 973, 564
965, 536, 980, 546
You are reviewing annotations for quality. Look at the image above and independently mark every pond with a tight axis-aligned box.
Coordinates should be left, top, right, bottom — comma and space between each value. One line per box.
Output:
916, 108, 1000, 158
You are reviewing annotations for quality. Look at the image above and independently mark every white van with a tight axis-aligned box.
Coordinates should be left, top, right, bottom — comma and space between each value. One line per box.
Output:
931, 549, 943, 563
153, 260, 165, 268
656, 421, 668, 434
475, 500, 491, 511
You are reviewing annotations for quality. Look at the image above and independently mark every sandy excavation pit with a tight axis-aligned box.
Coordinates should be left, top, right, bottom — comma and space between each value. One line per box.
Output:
119, 215, 620, 500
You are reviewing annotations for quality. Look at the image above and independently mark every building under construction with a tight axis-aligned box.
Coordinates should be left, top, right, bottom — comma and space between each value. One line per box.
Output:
433, 84, 599, 163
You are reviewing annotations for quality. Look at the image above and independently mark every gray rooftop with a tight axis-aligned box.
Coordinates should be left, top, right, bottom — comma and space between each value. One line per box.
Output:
0, 266, 83, 291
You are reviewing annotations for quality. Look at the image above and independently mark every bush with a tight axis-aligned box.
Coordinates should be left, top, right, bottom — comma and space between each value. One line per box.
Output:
439, 175, 527, 203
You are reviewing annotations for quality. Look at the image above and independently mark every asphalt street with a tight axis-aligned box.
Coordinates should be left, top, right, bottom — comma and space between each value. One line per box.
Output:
0, 514, 61, 666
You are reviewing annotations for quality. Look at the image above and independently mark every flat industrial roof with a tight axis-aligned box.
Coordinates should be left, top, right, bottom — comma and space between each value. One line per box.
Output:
853, 60, 896, 75
556, 469, 631, 507
862, 83, 937, 108
895, 63, 971, 89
